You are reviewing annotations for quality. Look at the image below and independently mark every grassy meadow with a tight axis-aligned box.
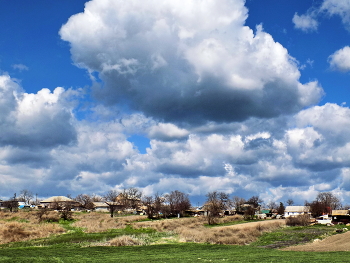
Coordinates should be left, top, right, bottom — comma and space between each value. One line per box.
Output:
0, 211, 349, 262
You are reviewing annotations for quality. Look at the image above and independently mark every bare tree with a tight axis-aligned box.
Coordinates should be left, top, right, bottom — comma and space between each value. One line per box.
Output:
164, 190, 191, 217
204, 191, 230, 225
105, 202, 124, 218
343, 204, 350, 210
316, 192, 341, 210
243, 206, 256, 220
247, 196, 262, 208
153, 193, 165, 218
267, 201, 278, 210
3, 193, 18, 212
142, 196, 156, 219
74, 194, 94, 210
19, 189, 33, 205
121, 187, 142, 210
103, 190, 119, 202
60, 203, 73, 221
91, 194, 103, 202
232, 196, 245, 214
286, 199, 294, 206
307, 192, 341, 217
142, 193, 165, 219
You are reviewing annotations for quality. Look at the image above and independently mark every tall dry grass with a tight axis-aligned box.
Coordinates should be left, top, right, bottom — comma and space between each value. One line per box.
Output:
72, 213, 147, 233
285, 215, 310, 226
0, 210, 61, 223
134, 217, 284, 245
0, 210, 65, 244
0, 221, 65, 244
109, 235, 145, 246
0, 211, 284, 246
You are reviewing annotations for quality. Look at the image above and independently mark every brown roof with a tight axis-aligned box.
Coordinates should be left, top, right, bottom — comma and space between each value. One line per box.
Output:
93, 202, 109, 208
40, 196, 74, 203
332, 210, 349, 216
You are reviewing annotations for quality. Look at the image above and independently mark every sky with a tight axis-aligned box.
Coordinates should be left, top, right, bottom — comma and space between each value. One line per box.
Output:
1, 0, 350, 206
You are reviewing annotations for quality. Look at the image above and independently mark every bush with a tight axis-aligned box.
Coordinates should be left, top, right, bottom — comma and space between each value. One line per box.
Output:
286, 214, 310, 226
109, 235, 144, 246
36, 210, 60, 223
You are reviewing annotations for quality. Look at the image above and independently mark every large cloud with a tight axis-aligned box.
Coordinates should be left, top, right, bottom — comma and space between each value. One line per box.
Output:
2, 99, 350, 204
0, 75, 77, 149
60, 0, 322, 124
284, 104, 350, 172
3, 0, 350, 206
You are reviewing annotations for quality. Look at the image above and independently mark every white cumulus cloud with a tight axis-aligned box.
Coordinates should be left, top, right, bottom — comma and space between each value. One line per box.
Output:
60, 0, 322, 124
328, 46, 350, 71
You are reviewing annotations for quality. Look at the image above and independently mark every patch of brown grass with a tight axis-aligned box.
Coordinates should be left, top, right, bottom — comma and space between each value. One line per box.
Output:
285, 215, 310, 226
0, 221, 65, 244
134, 217, 206, 232
109, 235, 144, 246
134, 217, 284, 245
0, 211, 36, 222
216, 215, 243, 224
0, 211, 284, 246
73, 213, 147, 233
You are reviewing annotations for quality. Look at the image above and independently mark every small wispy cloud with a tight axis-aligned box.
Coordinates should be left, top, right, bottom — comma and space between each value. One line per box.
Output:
292, 12, 318, 32
12, 64, 29, 72
293, 0, 350, 33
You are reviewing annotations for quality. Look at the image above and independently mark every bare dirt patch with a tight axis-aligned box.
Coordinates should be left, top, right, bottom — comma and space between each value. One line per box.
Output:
281, 230, 350, 252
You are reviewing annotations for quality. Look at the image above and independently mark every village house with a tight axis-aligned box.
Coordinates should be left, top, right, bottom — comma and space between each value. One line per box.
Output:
39, 196, 80, 210
92, 202, 109, 212
284, 206, 310, 218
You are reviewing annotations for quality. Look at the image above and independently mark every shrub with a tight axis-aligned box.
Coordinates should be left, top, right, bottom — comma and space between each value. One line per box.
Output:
109, 235, 144, 246
286, 215, 310, 226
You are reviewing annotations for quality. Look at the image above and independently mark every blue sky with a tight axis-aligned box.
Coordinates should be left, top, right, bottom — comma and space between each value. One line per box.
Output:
1, 0, 350, 206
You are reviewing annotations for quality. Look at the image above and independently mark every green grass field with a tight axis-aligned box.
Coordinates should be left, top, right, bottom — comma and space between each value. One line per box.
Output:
1, 214, 350, 262
1, 243, 350, 263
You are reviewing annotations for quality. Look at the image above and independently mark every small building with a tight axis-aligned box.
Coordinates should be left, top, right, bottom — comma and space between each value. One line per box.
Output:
92, 202, 109, 212
284, 206, 310, 218
0, 200, 19, 211
331, 210, 350, 224
260, 209, 273, 217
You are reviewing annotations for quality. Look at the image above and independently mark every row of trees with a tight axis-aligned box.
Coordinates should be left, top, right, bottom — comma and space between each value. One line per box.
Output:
3, 188, 191, 219
2, 188, 345, 221
202, 191, 346, 224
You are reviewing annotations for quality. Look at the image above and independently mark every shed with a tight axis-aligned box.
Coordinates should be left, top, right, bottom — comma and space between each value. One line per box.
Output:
331, 210, 350, 224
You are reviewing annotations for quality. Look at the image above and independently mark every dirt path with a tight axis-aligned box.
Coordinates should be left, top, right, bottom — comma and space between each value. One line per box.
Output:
281, 230, 350, 252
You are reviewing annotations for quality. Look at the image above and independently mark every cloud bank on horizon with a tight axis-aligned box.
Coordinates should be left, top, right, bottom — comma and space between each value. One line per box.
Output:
1, 0, 350, 205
